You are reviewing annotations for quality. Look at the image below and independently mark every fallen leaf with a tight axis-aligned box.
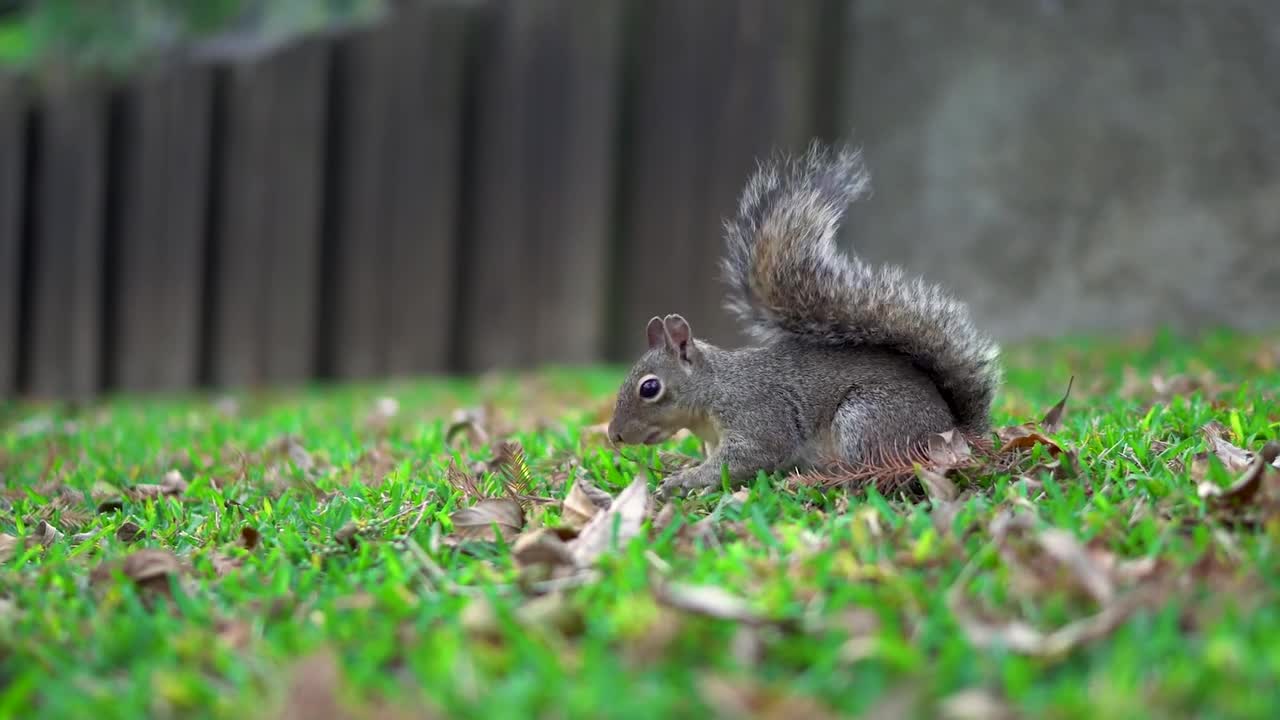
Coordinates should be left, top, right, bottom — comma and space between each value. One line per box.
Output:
568, 476, 648, 567
449, 498, 524, 543
1035, 529, 1115, 605
116, 522, 145, 544
211, 553, 243, 578
654, 582, 773, 626
444, 406, 491, 449
512, 528, 576, 572
916, 464, 958, 503
215, 618, 253, 650
124, 469, 189, 501
1039, 376, 1074, 433
939, 688, 1018, 720
462, 592, 587, 645
92, 548, 185, 600
0, 533, 18, 562
334, 522, 363, 549
948, 592, 1143, 658
996, 428, 1063, 457
32, 520, 62, 546
927, 430, 973, 469
697, 673, 839, 720
240, 526, 262, 551
278, 651, 346, 720
560, 477, 612, 531
1199, 441, 1280, 507
351, 443, 399, 487
1201, 422, 1254, 473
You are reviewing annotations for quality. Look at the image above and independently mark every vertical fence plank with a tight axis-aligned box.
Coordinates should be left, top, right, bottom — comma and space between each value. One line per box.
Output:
26, 82, 108, 400
0, 77, 24, 397
611, 0, 827, 356
325, 4, 467, 381
610, 0, 710, 358
325, 21, 395, 381
456, 0, 532, 373
381, 2, 467, 378
110, 62, 213, 392
262, 36, 328, 384
207, 41, 275, 389
687, 0, 826, 347
206, 35, 329, 389
458, 0, 623, 373
524, 0, 622, 367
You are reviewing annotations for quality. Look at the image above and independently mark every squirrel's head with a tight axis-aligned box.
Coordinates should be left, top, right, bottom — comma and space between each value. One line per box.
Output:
607, 314, 706, 446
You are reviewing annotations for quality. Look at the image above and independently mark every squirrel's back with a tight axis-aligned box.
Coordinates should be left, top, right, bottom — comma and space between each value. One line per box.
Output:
721, 142, 1001, 433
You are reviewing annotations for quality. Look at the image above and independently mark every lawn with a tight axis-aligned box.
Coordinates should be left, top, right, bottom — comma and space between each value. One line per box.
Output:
2, 330, 1279, 719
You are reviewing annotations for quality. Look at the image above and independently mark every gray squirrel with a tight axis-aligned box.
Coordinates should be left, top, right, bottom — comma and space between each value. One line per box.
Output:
606, 141, 1003, 499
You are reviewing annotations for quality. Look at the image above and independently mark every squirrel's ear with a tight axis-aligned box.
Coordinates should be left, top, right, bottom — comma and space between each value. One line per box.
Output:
646, 316, 665, 350
662, 314, 697, 364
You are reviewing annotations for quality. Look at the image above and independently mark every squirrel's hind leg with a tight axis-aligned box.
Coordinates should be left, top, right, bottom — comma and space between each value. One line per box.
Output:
829, 391, 955, 468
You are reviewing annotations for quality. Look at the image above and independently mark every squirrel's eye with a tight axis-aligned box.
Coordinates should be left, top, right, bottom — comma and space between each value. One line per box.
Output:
638, 376, 663, 401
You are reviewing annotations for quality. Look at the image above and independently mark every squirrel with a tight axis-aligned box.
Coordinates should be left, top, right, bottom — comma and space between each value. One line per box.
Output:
606, 140, 1003, 500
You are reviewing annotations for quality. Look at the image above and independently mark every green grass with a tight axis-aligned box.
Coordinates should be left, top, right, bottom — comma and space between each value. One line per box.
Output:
3, 329, 1280, 719
0, 0, 385, 72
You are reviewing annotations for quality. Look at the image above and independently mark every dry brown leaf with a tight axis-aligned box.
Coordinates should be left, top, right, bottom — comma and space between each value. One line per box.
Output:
278, 650, 347, 720
996, 427, 1064, 457
92, 548, 185, 600
916, 465, 958, 503
1039, 376, 1074, 433
32, 520, 62, 546
123, 469, 189, 502
927, 430, 973, 469
994, 380, 1075, 456
1035, 529, 1115, 605
1201, 422, 1254, 473
651, 502, 678, 535
334, 522, 362, 549
948, 592, 1143, 658
352, 443, 399, 487
568, 476, 648, 567
653, 582, 772, 626
449, 498, 525, 543
0, 533, 18, 563
560, 477, 613, 531
240, 526, 262, 551
511, 528, 576, 572
939, 688, 1018, 720
444, 406, 492, 449
1199, 441, 1280, 507
697, 673, 839, 720
1122, 368, 1229, 403
116, 521, 145, 544
215, 618, 254, 650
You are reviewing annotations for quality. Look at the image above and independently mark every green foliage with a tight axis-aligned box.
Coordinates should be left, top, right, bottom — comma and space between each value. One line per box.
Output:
0, 0, 385, 71
1, 331, 1279, 718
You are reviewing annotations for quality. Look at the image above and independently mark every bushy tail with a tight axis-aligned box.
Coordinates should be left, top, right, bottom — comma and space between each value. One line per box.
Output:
722, 141, 1002, 432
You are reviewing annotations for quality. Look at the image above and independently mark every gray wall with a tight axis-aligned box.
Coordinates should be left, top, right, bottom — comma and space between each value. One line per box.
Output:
841, 0, 1280, 340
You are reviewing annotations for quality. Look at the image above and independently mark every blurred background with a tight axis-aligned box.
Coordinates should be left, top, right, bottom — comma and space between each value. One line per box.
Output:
0, 0, 1277, 400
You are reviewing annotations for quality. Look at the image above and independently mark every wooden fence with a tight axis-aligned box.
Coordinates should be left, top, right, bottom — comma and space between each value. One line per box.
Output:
0, 0, 845, 400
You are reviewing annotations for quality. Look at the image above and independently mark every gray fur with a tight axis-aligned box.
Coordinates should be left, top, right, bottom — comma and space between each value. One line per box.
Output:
607, 141, 1002, 499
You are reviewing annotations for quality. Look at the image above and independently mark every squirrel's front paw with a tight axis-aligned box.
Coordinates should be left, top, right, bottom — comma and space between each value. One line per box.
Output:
656, 468, 717, 501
